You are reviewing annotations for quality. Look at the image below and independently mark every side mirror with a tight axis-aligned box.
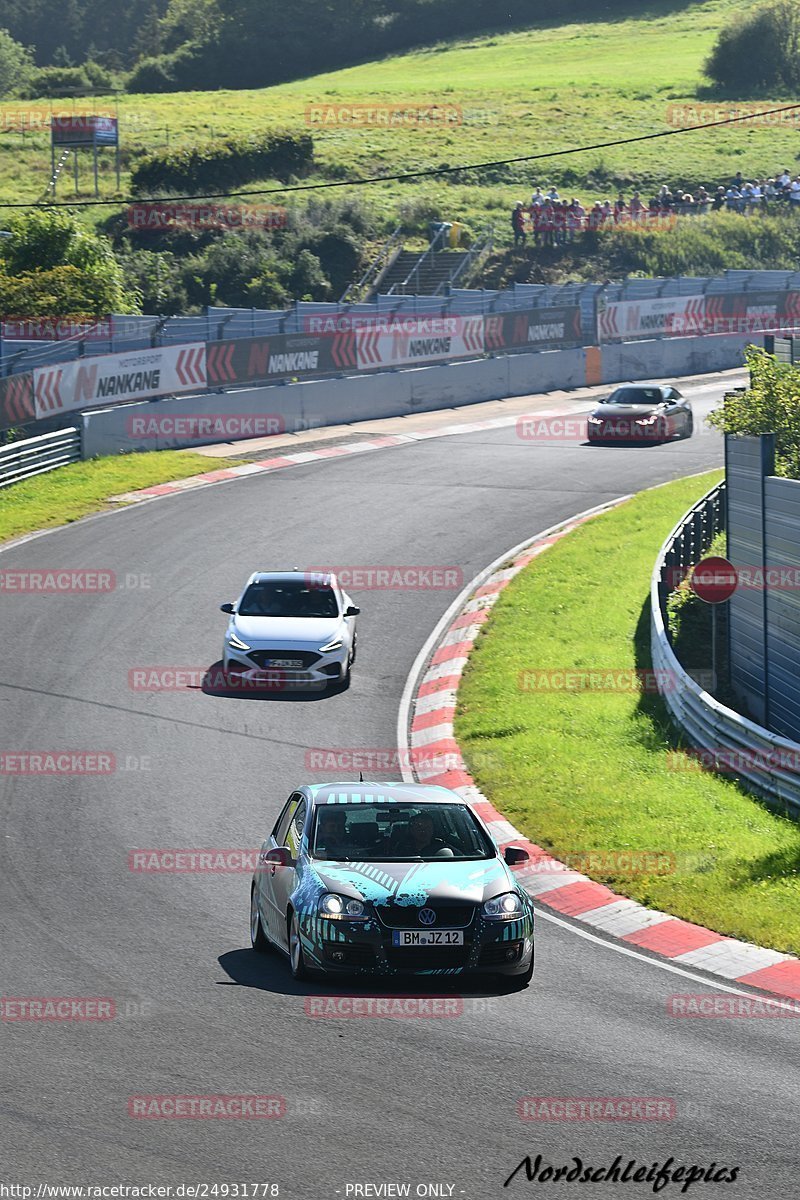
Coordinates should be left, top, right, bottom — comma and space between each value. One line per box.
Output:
261, 846, 295, 869
220, 602, 235, 614
345, 605, 360, 617
504, 845, 529, 866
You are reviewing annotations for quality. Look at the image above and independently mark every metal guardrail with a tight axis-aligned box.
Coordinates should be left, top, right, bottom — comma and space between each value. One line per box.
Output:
436, 227, 494, 295
0, 428, 81, 489
340, 227, 403, 303
651, 480, 800, 818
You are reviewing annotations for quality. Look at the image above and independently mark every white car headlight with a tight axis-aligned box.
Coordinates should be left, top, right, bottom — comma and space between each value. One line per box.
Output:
228, 632, 251, 651
319, 637, 344, 653
483, 892, 524, 920
318, 893, 366, 919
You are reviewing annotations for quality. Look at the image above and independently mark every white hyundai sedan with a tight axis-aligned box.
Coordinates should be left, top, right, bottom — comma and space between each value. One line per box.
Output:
220, 571, 359, 691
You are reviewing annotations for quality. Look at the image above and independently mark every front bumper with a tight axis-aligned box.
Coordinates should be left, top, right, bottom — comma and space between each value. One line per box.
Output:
298, 909, 535, 977
587, 420, 667, 443
223, 644, 348, 689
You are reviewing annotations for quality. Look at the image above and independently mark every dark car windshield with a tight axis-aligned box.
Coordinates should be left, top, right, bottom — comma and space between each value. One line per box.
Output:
603, 387, 663, 405
311, 802, 495, 862
238, 580, 339, 618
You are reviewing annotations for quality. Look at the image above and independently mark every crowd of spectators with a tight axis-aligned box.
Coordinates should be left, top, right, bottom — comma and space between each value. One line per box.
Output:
510, 169, 800, 246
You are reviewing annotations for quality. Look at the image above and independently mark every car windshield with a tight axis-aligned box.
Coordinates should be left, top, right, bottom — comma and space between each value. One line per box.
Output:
604, 387, 663, 405
238, 580, 339, 618
311, 802, 494, 862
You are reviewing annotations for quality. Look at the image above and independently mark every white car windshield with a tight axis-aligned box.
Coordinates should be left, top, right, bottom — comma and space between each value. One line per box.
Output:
311, 803, 494, 862
238, 581, 339, 618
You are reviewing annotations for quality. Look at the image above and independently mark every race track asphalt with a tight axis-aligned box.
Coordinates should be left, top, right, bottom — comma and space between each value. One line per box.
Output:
2, 374, 796, 1198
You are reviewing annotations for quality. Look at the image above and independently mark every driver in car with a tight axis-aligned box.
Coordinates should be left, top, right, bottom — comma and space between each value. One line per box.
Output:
395, 811, 450, 857
315, 809, 350, 860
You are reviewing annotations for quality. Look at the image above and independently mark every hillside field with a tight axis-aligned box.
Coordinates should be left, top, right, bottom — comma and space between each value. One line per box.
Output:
1, 0, 796, 240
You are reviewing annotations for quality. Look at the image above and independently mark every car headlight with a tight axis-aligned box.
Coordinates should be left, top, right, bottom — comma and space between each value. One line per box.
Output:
483, 892, 524, 920
319, 637, 343, 653
318, 893, 366, 919
227, 632, 251, 651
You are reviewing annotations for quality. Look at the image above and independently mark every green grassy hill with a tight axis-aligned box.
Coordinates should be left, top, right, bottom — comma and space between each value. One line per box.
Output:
1, 0, 793, 241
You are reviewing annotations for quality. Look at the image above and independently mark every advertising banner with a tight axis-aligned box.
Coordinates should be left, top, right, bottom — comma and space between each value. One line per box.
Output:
33, 344, 206, 419
0, 374, 35, 431
355, 315, 484, 369
484, 306, 583, 352
205, 332, 356, 387
51, 116, 118, 146
599, 291, 800, 340
597, 296, 707, 340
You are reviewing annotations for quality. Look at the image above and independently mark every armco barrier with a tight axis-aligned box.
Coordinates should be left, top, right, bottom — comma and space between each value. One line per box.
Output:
0, 427, 81, 488
651, 482, 800, 818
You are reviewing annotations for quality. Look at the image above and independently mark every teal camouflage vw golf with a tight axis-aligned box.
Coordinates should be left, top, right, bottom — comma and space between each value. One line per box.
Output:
249, 782, 535, 989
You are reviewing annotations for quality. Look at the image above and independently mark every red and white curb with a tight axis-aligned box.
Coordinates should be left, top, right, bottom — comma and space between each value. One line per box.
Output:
108, 406, 589, 504
404, 509, 800, 1004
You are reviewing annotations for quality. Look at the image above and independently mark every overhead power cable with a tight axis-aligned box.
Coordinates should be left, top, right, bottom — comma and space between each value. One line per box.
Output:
0, 102, 798, 210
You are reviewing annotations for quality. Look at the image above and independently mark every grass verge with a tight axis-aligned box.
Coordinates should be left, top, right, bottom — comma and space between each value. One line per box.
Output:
455, 470, 800, 956
0, 451, 240, 545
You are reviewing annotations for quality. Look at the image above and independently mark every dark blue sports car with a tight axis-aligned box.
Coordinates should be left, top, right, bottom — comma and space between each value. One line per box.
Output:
250, 781, 535, 989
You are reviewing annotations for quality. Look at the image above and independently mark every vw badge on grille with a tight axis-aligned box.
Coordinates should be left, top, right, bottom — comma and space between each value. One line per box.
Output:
418, 907, 436, 926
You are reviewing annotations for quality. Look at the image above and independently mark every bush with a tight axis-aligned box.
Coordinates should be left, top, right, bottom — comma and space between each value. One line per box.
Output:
705, 0, 800, 94
0, 27, 34, 97
708, 346, 800, 478
126, 42, 209, 94
130, 130, 314, 194
27, 64, 91, 97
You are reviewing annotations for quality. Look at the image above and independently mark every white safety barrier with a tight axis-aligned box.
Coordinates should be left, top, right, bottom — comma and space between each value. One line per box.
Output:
651, 483, 800, 817
0, 428, 81, 489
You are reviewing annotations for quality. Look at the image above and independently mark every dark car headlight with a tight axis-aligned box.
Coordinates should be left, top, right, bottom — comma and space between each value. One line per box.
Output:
483, 892, 524, 920
318, 893, 367, 919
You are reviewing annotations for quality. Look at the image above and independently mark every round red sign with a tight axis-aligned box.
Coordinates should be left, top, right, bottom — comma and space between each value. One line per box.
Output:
690, 556, 738, 604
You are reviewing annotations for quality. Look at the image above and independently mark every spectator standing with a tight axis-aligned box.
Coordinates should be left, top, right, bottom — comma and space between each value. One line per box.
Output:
657, 185, 673, 209
725, 184, 743, 212
613, 193, 627, 223
630, 191, 645, 220
790, 177, 800, 207
567, 198, 585, 240
531, 187, 545, 208
711, 186, 726, 212
512, 201, 527, 246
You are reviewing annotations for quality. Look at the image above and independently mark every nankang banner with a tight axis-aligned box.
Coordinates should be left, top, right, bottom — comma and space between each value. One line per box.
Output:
33, 344, 207, 419
484, 306, 582, 352
355, 315, 484, 369
205, 332, 355, 387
